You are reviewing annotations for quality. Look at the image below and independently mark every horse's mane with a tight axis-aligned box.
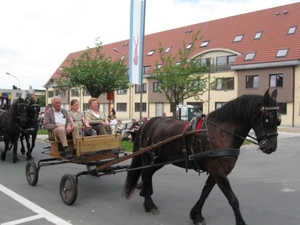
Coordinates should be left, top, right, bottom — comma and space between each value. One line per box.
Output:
208, 94, 264, 123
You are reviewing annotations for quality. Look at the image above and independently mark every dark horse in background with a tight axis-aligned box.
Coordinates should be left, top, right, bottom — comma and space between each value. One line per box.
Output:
123, 89, 281, 225
19, 97, 40, 161
0, 97, 28, 163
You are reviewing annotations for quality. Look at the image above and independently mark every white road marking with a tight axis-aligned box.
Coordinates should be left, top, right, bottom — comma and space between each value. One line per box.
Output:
2, 215, 43, 225
0, 184, 71, 225
281, 187, 297, 193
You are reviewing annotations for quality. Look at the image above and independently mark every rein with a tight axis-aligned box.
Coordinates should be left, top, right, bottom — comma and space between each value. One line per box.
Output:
205, 119, 259, 146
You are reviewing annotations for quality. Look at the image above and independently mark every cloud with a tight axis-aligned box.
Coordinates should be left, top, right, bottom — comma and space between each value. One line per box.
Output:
0, 0, 298, 90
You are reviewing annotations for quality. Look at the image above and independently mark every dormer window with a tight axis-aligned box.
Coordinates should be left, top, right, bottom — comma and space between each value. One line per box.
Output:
156, 64, 162, 69
147, 49, 155, 56
288, 26, 297, 35
165, 46, 172, 53
186, 43, 193, 50
200, 40, 210, 48
276, 48, 288, 57
233, 34, 244, 42
245, 52, 256, 61
254, 31, 263, 40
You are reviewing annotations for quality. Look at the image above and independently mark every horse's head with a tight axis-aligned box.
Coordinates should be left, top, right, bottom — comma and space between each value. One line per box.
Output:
252, 89, 281, 154
27, 97, 40, 125
10, 97, 29, 124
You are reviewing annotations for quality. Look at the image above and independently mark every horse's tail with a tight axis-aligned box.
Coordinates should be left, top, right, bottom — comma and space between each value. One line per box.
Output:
123, 154, 142, 199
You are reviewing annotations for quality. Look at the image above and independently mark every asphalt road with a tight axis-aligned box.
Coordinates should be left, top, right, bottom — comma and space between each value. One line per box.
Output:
0, 132, 300, 225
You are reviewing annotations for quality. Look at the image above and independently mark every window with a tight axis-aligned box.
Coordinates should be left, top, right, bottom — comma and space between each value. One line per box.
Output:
156, 64, 162, 69
55, 90, 60, 96
187, 102, 203, 113
245, 52, 256, 61
83, 89, 90, 96
165, 46, 172, 53
83, 103, 89, 111
147, 49, 155, 56
135, 83, 147, 93
61, 90, 66, 97
254, 31, 263, 39
186, 43, 193, 50
48, 91, 53, 97
276, 49, 288, 57
71, 89, 78, 97
175, 61, 181, 66
135, 102, 146, 112
269, 74, 283, 87
200, 40, 210, 47
287, 26, 296, 35
216, 55, 236, 71
216, 77, 234, 90
117, 103, 127, 112
199, 58, 211, 67
233, 34, 243, 42
143, 66, 150, 74
246, 75, 259, 88
153, 82, 159, 92
117, 88, 127, 95
278, 103, 287, 115
15, 92, 22, 97
215, 102, 227, 110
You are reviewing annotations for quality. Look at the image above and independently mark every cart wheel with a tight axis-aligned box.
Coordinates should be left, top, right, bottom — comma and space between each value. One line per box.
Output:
60, 174, 78, 205
25, 161, 39, 186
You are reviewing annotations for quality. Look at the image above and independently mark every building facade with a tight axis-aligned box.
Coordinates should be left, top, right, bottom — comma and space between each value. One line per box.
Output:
44, 3, 300, 126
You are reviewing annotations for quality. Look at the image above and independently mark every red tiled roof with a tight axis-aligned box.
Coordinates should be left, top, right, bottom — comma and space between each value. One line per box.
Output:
45, 2, 300, 86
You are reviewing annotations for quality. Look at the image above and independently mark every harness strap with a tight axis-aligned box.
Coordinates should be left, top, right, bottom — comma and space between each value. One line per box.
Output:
189, 148, 240, 160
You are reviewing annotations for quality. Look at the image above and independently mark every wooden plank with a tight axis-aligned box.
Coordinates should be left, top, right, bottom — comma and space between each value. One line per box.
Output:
76, 134, 121, 156
49, 140, 74, 158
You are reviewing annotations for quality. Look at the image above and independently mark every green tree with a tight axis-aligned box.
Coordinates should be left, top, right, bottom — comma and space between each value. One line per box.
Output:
36, 93, 46, 107
57, 38, 129, 98
152, 29, 219, 116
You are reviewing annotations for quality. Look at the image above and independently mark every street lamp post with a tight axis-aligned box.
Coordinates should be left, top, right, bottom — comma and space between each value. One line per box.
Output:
6, 72, 21, 90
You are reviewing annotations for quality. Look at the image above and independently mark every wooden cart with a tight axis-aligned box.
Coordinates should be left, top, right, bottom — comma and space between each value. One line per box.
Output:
25, 133, 129, 205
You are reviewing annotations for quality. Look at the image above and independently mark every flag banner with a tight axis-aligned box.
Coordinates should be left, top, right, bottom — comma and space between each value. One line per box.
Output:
129, 0, 145, 85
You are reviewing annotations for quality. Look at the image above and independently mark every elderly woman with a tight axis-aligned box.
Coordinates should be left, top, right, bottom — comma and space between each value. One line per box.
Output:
84, 98, 108, 135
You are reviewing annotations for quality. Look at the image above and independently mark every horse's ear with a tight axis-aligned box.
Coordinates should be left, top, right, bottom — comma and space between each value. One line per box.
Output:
270, 89, 277, 100
263, 89, 270, 99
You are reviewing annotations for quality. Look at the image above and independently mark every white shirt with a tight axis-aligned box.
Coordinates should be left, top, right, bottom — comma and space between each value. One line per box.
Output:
54, 109, 66, 126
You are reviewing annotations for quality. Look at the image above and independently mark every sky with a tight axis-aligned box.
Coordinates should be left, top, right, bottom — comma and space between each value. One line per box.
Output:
0, 0, 299, 90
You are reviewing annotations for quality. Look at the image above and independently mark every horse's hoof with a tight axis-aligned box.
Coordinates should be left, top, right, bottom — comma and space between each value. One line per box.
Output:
13, 158, 20, 163
1, 154, 6, 161
21, 150, 25, 155
27, 157, 34, 161
194, 220, 206, 225
150, 208, 159, 215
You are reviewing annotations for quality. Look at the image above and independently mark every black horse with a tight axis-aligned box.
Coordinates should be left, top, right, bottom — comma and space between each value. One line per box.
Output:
123, 89, 281, 225
0, 97, 28, 163
19, 97, 40, 161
